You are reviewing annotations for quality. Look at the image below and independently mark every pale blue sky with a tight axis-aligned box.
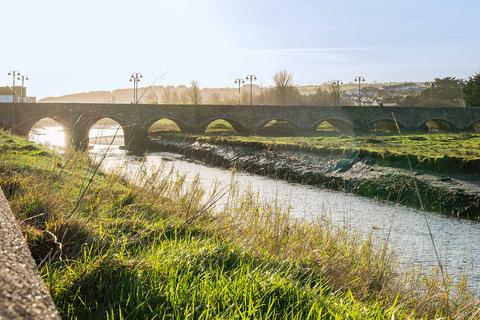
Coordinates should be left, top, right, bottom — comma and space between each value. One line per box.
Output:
1, 0, 479, 98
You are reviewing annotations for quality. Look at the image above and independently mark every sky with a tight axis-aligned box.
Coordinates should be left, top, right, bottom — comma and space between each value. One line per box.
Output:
1, 0, 480, 99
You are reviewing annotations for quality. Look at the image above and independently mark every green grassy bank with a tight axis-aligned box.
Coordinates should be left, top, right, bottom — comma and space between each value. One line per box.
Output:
155, 133, 480, 174
0, 131, 478, 319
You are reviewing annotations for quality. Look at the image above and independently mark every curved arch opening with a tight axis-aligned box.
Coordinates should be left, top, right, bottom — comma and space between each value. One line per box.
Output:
89, 118, 124, 147
368, 120, 401, 133
420, 119, 454, 132
204, 119, 237, 135
316, 119, 354, 135
148, 118, 183, 140
471, 121, 480, 133
257, 119, 298, 136
29, 118, 66, 147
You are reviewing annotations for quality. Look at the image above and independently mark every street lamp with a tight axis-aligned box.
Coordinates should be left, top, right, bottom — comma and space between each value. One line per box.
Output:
245, 74, 257, 105
332, 80, 343, 106
8, 70, 20, 102
354, 76, 365, 106
129, 73, 143, 104
16, 74, 29, 103
234, 78, 245, 105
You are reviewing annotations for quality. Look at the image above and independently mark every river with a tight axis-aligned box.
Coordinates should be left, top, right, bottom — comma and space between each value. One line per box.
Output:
29, 125, 480, 292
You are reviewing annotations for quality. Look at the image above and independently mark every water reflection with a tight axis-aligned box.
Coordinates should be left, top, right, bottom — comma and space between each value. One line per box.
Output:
28, 124, 124, 148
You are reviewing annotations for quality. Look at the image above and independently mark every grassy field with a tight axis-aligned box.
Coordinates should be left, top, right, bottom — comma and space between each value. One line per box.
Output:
169, 133, 480, 174
0, 131, 478, 319
190, 134, 480, 160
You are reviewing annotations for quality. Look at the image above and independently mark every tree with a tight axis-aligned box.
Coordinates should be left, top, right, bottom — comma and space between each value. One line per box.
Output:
187, 80, 202, 105
328, 81, 341, 105
464, 73, 480, 106
208, 92, 222, 104
145, 92, 159, 104
273, 70, 295, 105
401, 77, 464, 106
162, 86, 178, 104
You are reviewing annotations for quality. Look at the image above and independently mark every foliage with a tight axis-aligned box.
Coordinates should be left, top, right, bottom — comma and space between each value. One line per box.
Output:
464, 73, 480, 107
402, 77, 464, 107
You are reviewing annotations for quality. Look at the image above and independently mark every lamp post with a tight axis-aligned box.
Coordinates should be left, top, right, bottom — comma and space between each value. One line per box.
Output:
332, 80, 343, 105
16, 75, 29, 103
245, 74, 257, 105
234, 78, 245, 105
8, 70, 20, 102
354, 76, 365, 106
129, 73, 143, 104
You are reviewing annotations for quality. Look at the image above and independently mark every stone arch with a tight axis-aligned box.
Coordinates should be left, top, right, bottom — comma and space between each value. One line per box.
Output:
87, 117, 126, 147
367, 119, 404, 133
257, 119, 300, 136
418, 119, 456, 132
315, 119, 354, 134
147, 117, 188, 134
468, 120, 480, 132
27, 117, 69, 147
16, 115, 70, 137
201, 118, 248, 134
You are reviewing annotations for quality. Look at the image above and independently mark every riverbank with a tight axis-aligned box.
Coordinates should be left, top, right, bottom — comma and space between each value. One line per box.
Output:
1, 131, 479, 318
147, 134, 480, 219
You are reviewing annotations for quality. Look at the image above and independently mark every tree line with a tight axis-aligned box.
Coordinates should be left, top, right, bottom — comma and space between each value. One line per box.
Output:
144, 71, 480, 107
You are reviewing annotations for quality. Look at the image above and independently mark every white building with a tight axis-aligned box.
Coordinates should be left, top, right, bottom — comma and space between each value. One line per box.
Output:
0, 86, 36, 103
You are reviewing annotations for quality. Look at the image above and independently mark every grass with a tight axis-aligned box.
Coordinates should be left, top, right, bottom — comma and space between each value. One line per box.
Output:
1, 130, 479, 319
161, 133, 480, 173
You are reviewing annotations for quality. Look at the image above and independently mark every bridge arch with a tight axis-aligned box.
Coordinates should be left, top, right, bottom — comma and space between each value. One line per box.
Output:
466, 120, 480, 132
418, 119, 456, 132
27, 118, 69, 147
147, 118, 187, 134
87, 117, 125, 147
201, 118, 249, 134
367, 119, 405, 133
315, 119, 354, 134
256, 119, 300, 136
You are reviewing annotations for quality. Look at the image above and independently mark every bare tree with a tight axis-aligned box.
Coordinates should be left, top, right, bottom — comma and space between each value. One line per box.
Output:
208, 92, 222, 104
162, 86, 173, 104
273, 70, 295, 105
328, 81, 341, 105
145, 92, 159, 104
187, 80, 202, 105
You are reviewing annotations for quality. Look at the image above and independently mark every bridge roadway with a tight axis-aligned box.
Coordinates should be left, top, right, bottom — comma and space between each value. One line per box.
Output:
1, 103, 479, 152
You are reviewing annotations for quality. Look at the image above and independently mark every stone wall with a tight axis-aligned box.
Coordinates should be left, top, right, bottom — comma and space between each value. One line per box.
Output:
0, 189, 60, 319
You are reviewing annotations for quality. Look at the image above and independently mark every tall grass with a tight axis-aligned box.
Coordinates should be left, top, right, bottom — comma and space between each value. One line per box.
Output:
0, 131, 479, 319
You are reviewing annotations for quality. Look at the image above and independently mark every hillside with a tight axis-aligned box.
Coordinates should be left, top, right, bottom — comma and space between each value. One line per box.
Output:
40, 82, 426, 105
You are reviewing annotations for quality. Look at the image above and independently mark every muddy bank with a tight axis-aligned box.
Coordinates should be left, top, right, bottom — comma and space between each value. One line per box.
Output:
146, 138, 480, 219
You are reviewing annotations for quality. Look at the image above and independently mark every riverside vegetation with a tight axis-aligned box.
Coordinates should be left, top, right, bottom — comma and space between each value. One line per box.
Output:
1, 130, 479, 319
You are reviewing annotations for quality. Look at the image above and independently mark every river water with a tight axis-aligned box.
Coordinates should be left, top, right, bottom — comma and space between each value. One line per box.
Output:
29, 126, 480, 291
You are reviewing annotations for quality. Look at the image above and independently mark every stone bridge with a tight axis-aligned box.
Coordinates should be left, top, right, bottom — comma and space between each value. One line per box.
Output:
1, 103, 480, 152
